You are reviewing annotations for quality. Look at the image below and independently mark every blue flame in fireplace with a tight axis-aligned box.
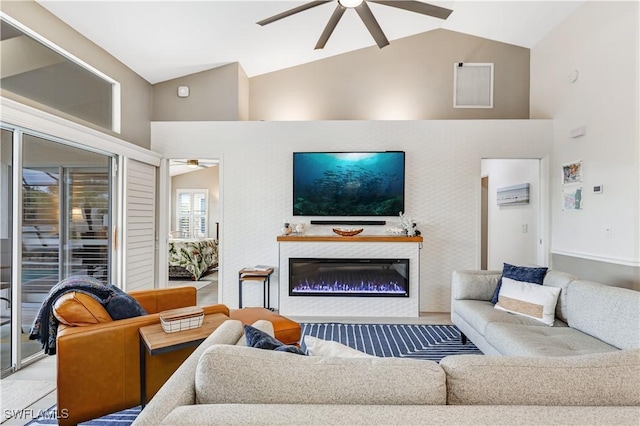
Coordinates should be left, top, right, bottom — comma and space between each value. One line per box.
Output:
289, 258, 409, 297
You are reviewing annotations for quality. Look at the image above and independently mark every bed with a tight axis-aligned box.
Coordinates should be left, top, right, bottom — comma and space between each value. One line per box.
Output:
168, 238, 218, 280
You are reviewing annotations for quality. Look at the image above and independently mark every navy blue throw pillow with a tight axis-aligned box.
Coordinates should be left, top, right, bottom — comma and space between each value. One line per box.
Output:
104, 285, 147, 320
244, 325, 305, 355
490, 263, 549, 305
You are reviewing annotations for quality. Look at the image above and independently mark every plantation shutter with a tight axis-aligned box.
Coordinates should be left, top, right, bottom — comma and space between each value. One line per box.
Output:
124, 159, 156, 291
177, 192, 191, 236
176, 190, 207, 238
21, 168, 60, 287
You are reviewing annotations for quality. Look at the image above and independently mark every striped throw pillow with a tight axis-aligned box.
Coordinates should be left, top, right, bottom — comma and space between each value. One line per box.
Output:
495, 277, 561, 326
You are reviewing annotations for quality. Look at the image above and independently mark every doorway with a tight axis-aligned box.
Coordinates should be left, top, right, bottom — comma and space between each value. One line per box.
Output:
166, 159, 220, 305
480, 159, 544, 270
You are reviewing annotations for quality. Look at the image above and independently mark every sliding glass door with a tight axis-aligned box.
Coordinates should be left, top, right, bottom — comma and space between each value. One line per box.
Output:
21, 134, 112, 362
1, 127, 114, 374
0, 129, 13, 375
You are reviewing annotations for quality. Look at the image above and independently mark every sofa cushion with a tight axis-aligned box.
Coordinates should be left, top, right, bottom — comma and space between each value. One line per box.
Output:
490, 263, 548, 304
53, 291, 112, 326
451, 270, 501, 301
195, 345, 446, 405
304, 336, 373, 358
485, 323, 619, 357
495, 277, 561, 326
244, 325, 305, 355
452, 300, 566, 337
567, 280, 640, 350
159, 404, 640, 426
541, 270, 577, 322
440, 349, 640, 406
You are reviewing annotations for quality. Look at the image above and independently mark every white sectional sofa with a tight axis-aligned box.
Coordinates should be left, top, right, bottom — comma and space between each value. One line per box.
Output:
451, 269, 640, 356
133, 318, 640, 425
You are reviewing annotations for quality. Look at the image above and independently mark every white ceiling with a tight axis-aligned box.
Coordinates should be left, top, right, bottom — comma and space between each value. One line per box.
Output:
170, 159, 219, 176
37, 1, 584, 84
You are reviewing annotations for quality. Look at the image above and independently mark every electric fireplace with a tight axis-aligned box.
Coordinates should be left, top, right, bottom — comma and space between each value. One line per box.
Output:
289, 258, 409, 297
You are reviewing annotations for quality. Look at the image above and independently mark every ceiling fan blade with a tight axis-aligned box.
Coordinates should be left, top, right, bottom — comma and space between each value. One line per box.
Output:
355, 2, 389, 48
257, 1, 333, 26
369, 1, 453, 20
315, 5, 346, 49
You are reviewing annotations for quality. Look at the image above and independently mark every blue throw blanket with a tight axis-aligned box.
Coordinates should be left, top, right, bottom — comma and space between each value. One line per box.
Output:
28, 275, 146, 355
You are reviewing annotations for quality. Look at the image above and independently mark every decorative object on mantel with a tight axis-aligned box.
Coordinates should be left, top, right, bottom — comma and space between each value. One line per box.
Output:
387, 226, 405, 235
332, 228, 364, 237
398, 211, 418, 237
281, 222, 292, 235
159, 306, 204, 333
294, 222, 306, 235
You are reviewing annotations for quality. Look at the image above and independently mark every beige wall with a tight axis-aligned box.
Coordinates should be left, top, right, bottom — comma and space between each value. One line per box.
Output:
530, 1, 639, 287
249, 29, 530, 120
152, 119, 552, 312
152, 63, 248, 121
238, 64, 249, 121
0, 0, 153, 149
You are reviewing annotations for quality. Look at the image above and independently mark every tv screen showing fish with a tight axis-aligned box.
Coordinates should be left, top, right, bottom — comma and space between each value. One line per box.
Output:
293, 151, 405, 216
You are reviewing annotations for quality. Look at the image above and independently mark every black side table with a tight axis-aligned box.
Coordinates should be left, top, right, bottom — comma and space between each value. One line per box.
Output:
238, 267, 274, 310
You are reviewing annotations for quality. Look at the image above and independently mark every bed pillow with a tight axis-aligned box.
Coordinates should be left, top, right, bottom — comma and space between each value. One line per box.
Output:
304, 336, 374, 358
490, 263, 549, 305
244, 325, 305, 355
495, 277, 561, 326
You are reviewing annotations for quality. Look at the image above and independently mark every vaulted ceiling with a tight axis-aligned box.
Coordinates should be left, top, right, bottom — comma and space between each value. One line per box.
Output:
37, 1, 584, 84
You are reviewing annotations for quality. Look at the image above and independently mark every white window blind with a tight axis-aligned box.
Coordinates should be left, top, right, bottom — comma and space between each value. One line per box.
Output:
124, 159, 156, 291
176, 189, 207, 238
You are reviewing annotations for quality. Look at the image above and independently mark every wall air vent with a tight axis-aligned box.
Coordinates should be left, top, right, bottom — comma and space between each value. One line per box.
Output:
454, 63, 494, 108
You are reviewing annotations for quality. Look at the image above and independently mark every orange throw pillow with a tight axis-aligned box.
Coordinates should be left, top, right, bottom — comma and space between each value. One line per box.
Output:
53, 291, 112, 326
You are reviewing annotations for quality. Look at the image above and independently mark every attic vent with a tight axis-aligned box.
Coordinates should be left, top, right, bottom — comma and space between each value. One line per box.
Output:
453, 63, 494, 108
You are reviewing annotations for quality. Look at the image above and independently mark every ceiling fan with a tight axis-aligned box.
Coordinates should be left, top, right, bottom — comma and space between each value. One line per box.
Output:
257, 0, 453, 50
171, 159, 218, 169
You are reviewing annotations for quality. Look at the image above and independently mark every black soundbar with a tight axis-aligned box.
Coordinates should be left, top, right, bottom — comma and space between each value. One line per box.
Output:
310, 220, 386, 226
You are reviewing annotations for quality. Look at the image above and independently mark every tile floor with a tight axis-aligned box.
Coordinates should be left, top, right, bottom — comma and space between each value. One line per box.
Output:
2, 274, 452, 425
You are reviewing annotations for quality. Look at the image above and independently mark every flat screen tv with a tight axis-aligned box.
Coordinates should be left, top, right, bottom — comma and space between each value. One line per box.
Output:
293, 151, 405, 216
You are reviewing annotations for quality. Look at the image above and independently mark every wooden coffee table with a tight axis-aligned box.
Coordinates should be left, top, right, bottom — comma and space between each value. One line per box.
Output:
138, 312, 227, 407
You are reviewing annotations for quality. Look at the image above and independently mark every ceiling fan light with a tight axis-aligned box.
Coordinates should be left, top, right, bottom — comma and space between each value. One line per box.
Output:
338, 0, 364, 8
186, 159, 199, 168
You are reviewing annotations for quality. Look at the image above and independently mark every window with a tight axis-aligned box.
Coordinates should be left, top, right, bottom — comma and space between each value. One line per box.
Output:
0, 14, 121, 132
176, 190, 208, 238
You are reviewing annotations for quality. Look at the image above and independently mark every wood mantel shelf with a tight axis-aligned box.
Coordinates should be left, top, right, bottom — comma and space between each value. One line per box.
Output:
277, 235, 423, 243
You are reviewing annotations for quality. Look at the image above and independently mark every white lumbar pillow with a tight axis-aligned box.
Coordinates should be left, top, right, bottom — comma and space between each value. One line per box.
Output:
495, 277, 561, 326
304, 335, 374, 357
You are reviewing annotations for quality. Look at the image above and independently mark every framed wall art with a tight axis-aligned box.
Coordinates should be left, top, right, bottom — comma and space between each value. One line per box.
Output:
562, 186, 583, 210
497, 183, 530, 205
562, 160, 583, 185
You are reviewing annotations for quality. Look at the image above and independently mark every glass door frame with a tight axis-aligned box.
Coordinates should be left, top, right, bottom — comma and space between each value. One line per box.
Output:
1, 123, 117, 375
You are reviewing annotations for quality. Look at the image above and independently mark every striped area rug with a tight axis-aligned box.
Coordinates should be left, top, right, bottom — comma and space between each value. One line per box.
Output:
301, 323, 483, 361
25, 406, 140, 426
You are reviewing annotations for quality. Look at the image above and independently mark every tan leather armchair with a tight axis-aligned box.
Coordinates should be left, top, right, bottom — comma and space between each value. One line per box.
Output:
55, 286, 229, 426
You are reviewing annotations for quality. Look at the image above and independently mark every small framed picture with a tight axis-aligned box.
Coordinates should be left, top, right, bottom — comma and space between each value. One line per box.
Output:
562, 187, 583, 210
562, 160, 583, 185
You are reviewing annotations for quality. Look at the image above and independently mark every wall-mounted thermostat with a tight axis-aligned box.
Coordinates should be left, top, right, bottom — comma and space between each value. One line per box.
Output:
593, 185, 603, 194
177, 86, 190, 98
